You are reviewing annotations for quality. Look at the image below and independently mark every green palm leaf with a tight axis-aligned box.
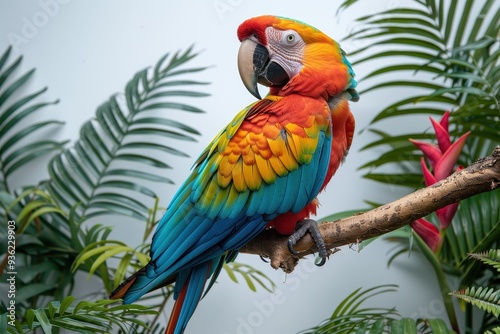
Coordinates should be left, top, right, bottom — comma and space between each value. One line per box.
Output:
441, 191, 500, 281
298, 285, 455, 334
0, 47, 209, 314
336, 1, 500, 331
46, 47, 207, 223
342, 0, 500, 178
0, 46, 65, 194
223, 262, 276, 293
5, 297, 157, 334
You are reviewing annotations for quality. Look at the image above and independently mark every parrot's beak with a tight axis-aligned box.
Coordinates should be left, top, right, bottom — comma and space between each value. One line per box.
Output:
237, 38, 266, 100
238, 38, 290, 100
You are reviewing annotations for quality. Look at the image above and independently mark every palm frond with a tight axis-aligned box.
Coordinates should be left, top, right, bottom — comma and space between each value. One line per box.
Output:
342, 0, 500, 177
337, 4, 500, 329
5, 296, 157, 334
46, 47, 208, 223
441, 191, 500, 276
117, 322, 165, 334
0, 46, 65, 194
298, 284, 455, 334
223, 262, 276, 293
299, 285, 399, 334
71, 238, 150, 293
0, 47, 209, 314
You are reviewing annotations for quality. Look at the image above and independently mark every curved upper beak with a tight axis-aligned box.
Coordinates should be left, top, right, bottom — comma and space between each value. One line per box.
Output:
237, 38, 269, 100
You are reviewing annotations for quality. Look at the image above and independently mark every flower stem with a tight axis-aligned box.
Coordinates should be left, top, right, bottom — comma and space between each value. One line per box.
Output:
414, 234, 460, 333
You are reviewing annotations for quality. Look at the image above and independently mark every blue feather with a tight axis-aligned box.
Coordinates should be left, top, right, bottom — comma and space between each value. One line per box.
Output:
174, 265, 208, 334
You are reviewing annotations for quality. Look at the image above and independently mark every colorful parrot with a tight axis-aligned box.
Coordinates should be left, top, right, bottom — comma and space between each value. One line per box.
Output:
110, 15, 358, 334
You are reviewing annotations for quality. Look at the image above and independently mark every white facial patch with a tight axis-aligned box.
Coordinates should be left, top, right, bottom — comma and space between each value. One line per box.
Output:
265, 27, 305, 79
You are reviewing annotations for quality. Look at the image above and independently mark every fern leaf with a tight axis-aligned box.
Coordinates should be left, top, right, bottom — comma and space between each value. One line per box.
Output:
450, 286, 500, 318
468, 250, 500, 272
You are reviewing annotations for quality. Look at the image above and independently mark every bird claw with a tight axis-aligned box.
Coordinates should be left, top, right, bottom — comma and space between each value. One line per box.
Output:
287, 239, 300, 256
315, 257, 327, 267
287, 219, 328, 266
259, 255, 269, 263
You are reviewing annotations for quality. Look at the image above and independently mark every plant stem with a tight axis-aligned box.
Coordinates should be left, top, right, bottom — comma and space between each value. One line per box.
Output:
414, 234, 460, 333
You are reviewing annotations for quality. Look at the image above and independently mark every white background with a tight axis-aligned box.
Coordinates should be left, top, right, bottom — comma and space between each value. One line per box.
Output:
1, 1, 452, 333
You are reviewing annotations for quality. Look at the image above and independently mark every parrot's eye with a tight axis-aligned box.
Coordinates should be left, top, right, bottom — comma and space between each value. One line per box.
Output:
281, 30, 300, 46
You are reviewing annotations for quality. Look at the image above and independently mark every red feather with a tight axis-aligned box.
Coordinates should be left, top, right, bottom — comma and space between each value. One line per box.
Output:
237, 15, 276, 44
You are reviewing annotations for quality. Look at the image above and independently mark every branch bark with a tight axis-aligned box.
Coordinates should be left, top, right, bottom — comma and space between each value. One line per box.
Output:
240, 146, 500, 273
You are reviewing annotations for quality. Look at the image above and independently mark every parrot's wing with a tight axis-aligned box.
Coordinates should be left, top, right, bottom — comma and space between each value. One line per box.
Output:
126, 96, 332, 300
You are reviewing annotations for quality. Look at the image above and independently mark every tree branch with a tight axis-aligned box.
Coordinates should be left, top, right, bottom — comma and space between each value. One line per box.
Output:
240, 146, 500, 273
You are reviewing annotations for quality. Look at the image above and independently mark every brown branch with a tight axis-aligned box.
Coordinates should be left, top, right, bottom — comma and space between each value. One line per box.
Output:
240, 146, 500, 273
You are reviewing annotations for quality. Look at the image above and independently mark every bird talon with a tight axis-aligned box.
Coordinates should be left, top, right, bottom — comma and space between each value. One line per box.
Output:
287, 219, 329, 265
287, 239, 299, 255
315, 257, 326, 267
259, 255, 269, 263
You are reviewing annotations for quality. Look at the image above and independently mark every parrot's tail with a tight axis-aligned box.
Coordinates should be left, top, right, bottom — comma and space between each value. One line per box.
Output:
109, 268, 144, 300
109, 266, 176, 302
166, 263, 212, 334
111, 256, 228, 334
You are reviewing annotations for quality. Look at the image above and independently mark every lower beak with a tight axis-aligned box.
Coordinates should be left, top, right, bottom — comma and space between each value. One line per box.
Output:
237, 38, 268, 100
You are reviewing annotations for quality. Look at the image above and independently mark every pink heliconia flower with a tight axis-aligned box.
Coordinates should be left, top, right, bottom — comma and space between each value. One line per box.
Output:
410, 218, 441, 252
433, 132, 470, 181
420, 157, 436, 187
409, 140, 442, 170
409, 112, 470, 181
430, 111, 451, 153
409, 111, 470, 251
420, 158, 463, 229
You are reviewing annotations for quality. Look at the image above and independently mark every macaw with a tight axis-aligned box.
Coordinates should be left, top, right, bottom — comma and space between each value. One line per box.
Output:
110, 15, 358, 334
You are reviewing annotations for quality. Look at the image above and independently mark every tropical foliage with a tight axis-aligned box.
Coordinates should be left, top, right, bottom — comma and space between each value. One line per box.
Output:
299, 285, 455, 334
0, 47, 66, 195
343, 0, 500, 181
1, 0, 499, 332
301, 0, 500, 332
450, 250, 500, 327
1, 297, 157, 334
0, 45, 274, 333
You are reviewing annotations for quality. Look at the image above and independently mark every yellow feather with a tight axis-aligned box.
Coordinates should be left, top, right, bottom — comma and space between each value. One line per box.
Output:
267, 135, 286, 157
243, 161, 261, 191
232, 160, 246, 192
281, 141, 299, 172
255, 154, 276, 184
300, 137, 319, 155
286, 131, 300, 162
268, 155, 289, 176
208, 184, 229, 218
201, 178, 219, 209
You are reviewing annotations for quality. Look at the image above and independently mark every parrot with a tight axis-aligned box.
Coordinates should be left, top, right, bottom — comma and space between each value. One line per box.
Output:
110, 15, 358, 334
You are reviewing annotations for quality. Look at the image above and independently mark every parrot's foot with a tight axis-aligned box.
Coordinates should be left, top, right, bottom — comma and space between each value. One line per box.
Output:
287, 219, 328, 266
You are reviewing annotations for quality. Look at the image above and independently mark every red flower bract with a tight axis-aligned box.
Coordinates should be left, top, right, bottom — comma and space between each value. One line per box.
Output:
409, 111, 469, 250
410, 218, 441, 252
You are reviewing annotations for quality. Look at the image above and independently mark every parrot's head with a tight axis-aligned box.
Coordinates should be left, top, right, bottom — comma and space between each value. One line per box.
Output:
237, 15, 358, 101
